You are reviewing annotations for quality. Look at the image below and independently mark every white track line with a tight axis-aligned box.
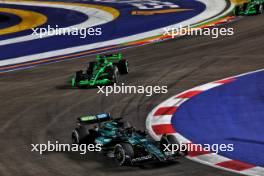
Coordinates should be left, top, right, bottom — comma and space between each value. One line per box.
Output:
0, 1, 115, 46
146, 68, 264, 176
0, 0, 228, 67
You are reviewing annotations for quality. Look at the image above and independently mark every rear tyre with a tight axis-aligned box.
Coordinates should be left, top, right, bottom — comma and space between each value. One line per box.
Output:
72, 129, 81, 144
72, 126, 96, 144
117, 59, 129, 74
114, 143, 134, 166
75, 70, 83, 81
74, 70, 84, 88
87, 62, 96, 75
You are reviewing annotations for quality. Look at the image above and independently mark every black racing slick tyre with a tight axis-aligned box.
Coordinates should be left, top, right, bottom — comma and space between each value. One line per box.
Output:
114, 143, 134, 166
117, 59, 129, 74
161, 134, 188, 158
257, 4, 264, 14
75, 70, 83, 82
72, 126, 96, 144
72, 129, 81, 144
243, 3, 248, 11
87, 62, 96, 75
74, 70, 90, 88
74, 70, 84, 88
233, 6, 240, 16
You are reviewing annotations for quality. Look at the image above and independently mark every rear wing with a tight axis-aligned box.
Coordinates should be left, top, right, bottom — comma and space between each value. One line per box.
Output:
78, 113, 112, 124
96, 53, 122, 61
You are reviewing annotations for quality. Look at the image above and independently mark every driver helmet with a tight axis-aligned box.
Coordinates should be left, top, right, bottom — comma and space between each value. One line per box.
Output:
126, 127, 135, 137
97, 56, 107, 66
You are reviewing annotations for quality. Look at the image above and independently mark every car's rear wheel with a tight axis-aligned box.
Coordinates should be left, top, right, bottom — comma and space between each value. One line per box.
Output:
87, 62, 96, 75
114, 143, 134, 166
72, 129, 81, 144
74, 70, 84, 88
72, 126, 96, 144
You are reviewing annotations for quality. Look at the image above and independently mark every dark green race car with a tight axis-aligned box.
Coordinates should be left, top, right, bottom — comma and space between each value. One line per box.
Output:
72, 113, 188, 166
234, 0, 264, 15
72, 53, 128, 88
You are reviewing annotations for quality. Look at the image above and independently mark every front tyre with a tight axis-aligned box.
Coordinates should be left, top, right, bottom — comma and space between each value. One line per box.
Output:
160, 134, 188, 159
167, 135, 188, 158
257, 4, 264, 14
87, 62, 96, 75
114, 143, 134, 166
74, 70, 86, 88
117, 59, 129, 74
72, 129, 80, 144
233, 6, 241, 16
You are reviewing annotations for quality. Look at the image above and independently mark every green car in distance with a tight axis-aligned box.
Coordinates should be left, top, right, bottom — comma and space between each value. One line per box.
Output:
72, 53, 128, 88
234, 0, 264, 15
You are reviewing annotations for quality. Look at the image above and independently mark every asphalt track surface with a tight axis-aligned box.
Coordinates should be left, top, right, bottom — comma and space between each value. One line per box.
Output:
0, 15, 264, 176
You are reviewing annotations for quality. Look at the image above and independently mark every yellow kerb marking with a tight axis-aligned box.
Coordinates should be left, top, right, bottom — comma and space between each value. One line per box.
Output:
2, 0, 120, 19
0, 7, 47, 35
231, 0, 248, 5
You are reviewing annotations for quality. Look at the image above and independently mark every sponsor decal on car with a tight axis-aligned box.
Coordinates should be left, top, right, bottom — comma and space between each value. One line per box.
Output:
80, 115, 97, 121
131, 155, 152, 162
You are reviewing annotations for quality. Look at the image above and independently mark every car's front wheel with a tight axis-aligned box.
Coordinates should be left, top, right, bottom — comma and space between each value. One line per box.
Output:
258, 4, 264, 14
160, 134, 188, 158
118, 59, 129, 74
233, 6, 241, 16
114, 143, 134, 166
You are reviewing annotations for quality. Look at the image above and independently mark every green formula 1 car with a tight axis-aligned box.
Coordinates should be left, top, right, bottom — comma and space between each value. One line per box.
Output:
234, 0, 264, 15
72, 53, 128, 88
72, 113, 188, 166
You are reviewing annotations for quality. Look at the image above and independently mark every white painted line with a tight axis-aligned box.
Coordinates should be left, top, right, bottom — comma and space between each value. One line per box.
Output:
146, 69, 264, 175
172, 133, 191, 143
150, 115, 173, 125
0, 1, 115, 46
242, 167, 264, 176
190, 83, 222, 91
0, 0, 228, 67
192, 153, 231, 164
